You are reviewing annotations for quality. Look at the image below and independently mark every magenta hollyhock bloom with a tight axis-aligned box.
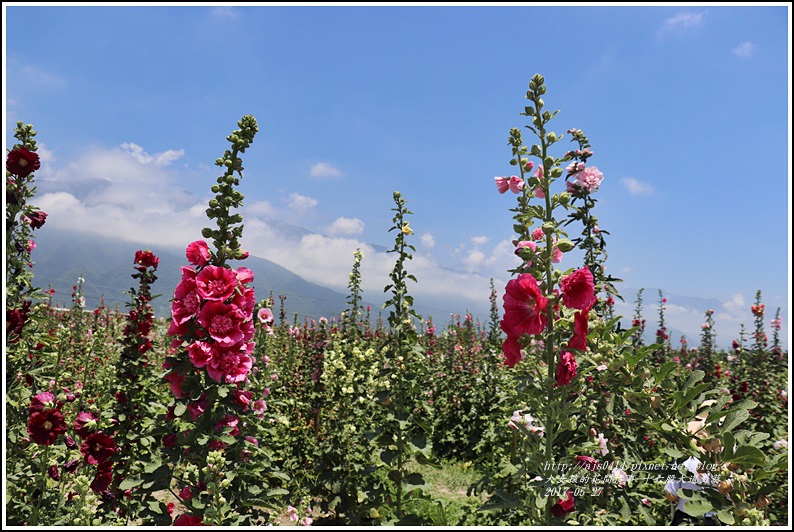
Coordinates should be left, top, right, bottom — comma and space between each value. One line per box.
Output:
27, 409, 68, 446
573, 166, 604, 193
232, 286, 256, 316
532, 227, 545, 241
258, 307, 274, 325
515, 240, 537, 253
195, 265, 238, 301
6, 147, 41, 177
179, 485, 193, 500
73, 411, 98, 438
205, 345, 253, 384
198, 301, 247, 346
27, 210, 47, 229
81, 432, 116, 465
494, 176, 510, 194
551, 246, 563, 264
501, 274, 549, 339
502, 336, 524, 367
48, 464, 61, 480
551, 490, 575, 518
163, 365, 187, 398
568, 303, 593, 352
30, 391, 56, 414
235, 266, 254, 285
560, 266, 596, 311
555, 351, 578, 387
533, 164, 544, 180
187, 396, 210, 421
253, 399, 267, 414
534, 187, 545, 199
172, 268, 201, 325
134, 249, 160, 270
185, 240, 211, 267
214, 414, 240, 437
174, 514, 207, 526
187, 341, 214, 369
508, 175, 524, 193
232, 390, 253, 411
575, 455, 599, 472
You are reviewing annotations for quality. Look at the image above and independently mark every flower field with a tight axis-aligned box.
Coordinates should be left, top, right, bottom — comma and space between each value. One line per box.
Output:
4, 75, 789, 527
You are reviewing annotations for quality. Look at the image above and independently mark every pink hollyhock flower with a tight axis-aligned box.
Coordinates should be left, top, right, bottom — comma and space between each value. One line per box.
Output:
195, 265, 238, 301
287, 506, 299, 522
172, 271, 201, 325
232, 286, 256, 316
27, 409, 68, 446
573, 166, 604, 193
611, 467, 629, 487
551, 246, 563, 264
524, 160, 534, 172
555, 351, 577, 387
597, 432, 609, 456
27, 239, 36, 252
173, 514, 206, 526
566, 162, 585, 176
253, 399, 267, 415
301, 517, 313, 526
30, 391, 56, 414
206, 344, 253, 384
568, 303, 593, 352
187, 396, 209, 421
534, 164, 544, 180
134, 249, 160, 270
508, 175, 524, 193
532, 227, 545, 241
187, 341, 214, 368
551, 490, 575, 518
7, 147, 41, 177
73, 411, 98, 438
534, 187, 545, 198
179, 486, 193, 500
575, 455, 599, 472
185, 240, 211, 267
163, 365, 187, 398
502, 336, 524, 367
494, 176, 509, 194
514, 240, 537, 255
198, 301, 247, 347
214, 414, 240, 437
235, 266, 255, 285
81, 432, 116, 465
232, 389, 253, 411
500, 274, 549, 339
560, 266, 596, 310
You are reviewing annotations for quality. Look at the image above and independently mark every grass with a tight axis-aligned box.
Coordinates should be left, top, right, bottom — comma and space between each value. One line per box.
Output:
405, 459, 487, 526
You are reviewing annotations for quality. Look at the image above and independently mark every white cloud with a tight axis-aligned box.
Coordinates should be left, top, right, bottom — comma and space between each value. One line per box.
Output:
121, 143, 184, 167
210, 7, 239, 18
327, 216, 365, 236
420, 233, 436, 250
471, 235, 490, 246
732, 41, 757, 59
622, 177, 655, 196
659, 11, 707, 33
19, 65, 65, 88
246, 200, 278, 218
310, 162, 342, 179
723, 292, 746, 314
287, 192, 318, 211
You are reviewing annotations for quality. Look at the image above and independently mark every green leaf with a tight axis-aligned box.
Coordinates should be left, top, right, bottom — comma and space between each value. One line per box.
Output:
655, 362, 678, 385
173, 402, 187, 417
720, 409, 750, 434
119, 477, 143, 490
716, 509, 735, 525
682, 498, 713, 516
727, 445, 766, 467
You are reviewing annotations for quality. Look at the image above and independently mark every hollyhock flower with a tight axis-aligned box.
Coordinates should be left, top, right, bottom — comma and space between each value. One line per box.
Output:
232, 286, 256, 316
524, 160, 534, 172
198, 301, 247, 346
7, 147, 41, 177
575, 455, 599, 472
73, 411, 98, 438
287, 506, 299, 522
163, 364, 187, 398
27, 239, 36, 253
27, 407, 66, 446
560, 266, 596, 310
234, 266, 255, 285
551, 245, 563, 264
573, 166, 604, 193
163, 434, 178, 448
173, 514, 206, 526
185, 240, 211, 267
566, 161, 585, 176
301, 517, 313, 526
205, 345, 253, 384
534, 164, 545, 180
532, 227, 544, 241
167, 502, 176, 517
555, 351, 577, 387
90, 460, 114, 493
48, 464, 61, 480
258, 307, 274, 325
30, 391, 56, 413
611, 467, 629, 487
195, 265, 238, 301
252, 399, 267, 415
64, 459, 80, 473
508, 175, 524, 193
27, 210, 48, 229
134, 249, 160, 270
187, 341, 214, 369
751, 304, 764, 317
187, 396, 210, 421
534, 187, 545, 198
232, 389, 253, 411
65, 433, 77, 449
551, 490, 575, 518
773, 439, 788, 451
501, 274, 549, 338
502, 337, 524, 367
508, 410, 544, 436
597, 433, 609, 456
179, 486, 194, 500
494, 176, 509, 194
81, 432, 116, 465
568, 302, 593, 352
172, 272, 201, 325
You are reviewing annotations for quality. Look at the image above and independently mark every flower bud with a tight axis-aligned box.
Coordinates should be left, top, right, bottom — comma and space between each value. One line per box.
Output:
755, 496, 770, 509
717, 480, 733, 495
650, 396, 661, 409
201, 227, 213, 238
556, 239, 575, 253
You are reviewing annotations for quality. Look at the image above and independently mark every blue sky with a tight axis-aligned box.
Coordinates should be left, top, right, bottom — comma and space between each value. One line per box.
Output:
4, 3, 791, 349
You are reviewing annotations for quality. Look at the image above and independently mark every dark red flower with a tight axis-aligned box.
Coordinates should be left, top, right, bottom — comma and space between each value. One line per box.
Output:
232, 390, 253, 411
551, 490, 576, 518
47, 464, 61, 480
29, 391, 56, 414
90, 460, 114, 493
568, 303, 593, 352
575, 455, 599, 472
134, 249, 160, 270
27, 210, 48, 229
560, 266, 596, 310
7, 300, 32, 341
27, 408, 68, 446
6, 147, 41, 177
162, 433, 178, 448
173, 514, 206, 526
73, 411, 98, 438
64, 459, 80, 473
555, 351, 578, 387
81, 432, 116, 465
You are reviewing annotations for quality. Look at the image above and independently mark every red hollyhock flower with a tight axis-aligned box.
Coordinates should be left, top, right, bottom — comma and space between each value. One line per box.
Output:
134, 249, 160, 270
555, 351, 578, 387
575, 455, 599, 472
195, 265, 238, 301
502, 336, 524, 367
551, 490, 576, 518
27, 408, 68, 446
6, 147, 41, 177
501, 274, 549, 338
73, 411, 98, 438
29, 391, 56, 414
568, 301, 594, 352
90, 460, 113, 493
185, 240, 211, 267
27, 210, 48, 229
81, 432, 117, 465
560, 266, 596, 310
173, 514, 206, 526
